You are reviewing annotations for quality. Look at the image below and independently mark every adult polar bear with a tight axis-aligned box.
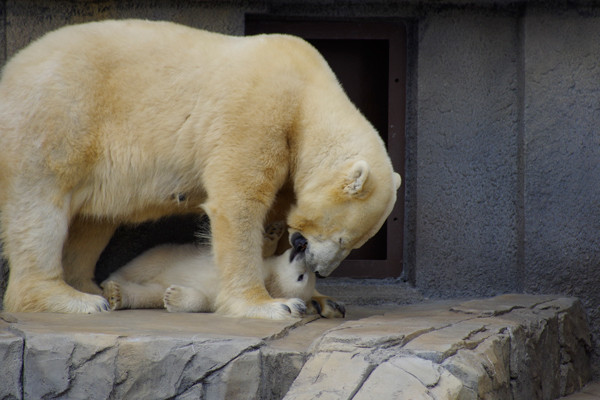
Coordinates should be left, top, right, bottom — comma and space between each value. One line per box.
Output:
0, 20, 401, 319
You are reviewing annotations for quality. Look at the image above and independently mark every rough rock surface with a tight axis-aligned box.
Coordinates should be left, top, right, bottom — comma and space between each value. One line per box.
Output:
0, 295, 591, 399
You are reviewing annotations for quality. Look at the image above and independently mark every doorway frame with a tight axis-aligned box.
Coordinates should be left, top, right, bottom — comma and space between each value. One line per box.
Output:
246, 17, 406, 278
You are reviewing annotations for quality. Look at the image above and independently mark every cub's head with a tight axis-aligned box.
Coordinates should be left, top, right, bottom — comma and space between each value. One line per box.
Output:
264, 248, 316, 302
288, 160, 401, 277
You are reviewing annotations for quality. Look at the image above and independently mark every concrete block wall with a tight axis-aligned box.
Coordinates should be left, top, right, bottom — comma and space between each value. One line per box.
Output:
1, 0, 600, 373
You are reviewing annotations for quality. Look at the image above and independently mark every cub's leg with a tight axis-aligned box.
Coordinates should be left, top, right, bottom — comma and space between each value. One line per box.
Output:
164, 285, 211, 313
161, 223, 284, 314
2, 187, 109, 313
101, 280, 165, 310
63, 217, 118, 295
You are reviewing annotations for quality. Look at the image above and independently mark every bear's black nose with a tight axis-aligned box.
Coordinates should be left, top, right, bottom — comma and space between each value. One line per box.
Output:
290, 232, 308, 262
291, 232, 308, 252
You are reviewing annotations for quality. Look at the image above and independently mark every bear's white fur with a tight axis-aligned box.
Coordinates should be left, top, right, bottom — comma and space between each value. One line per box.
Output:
100, 221, 344, 318
0, 20, 401, 318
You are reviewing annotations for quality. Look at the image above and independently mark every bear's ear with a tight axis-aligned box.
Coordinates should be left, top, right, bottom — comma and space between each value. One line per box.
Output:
393, 172, 402, 190
344, 160, 370, 196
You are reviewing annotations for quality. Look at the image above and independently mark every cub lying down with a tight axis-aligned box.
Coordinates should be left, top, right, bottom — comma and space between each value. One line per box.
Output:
101, 222, 345, 318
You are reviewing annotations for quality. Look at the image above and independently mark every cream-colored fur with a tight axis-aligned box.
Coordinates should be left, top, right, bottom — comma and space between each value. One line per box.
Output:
100, 222, 343, 318
0, 20, 401, 318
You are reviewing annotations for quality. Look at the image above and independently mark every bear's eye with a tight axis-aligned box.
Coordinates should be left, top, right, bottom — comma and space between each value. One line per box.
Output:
297, 274, 304, 282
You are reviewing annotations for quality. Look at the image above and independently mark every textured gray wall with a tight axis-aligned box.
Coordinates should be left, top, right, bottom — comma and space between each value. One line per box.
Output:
523, 6, 600, 338
412, 4, 600, 374
4, 0, 247, 60
415, 10, 521, 297
1, 0, 600, 372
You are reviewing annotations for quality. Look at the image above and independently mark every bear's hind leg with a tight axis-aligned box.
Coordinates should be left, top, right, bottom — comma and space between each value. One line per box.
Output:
2, 190, 109, 313
63, 217, 118, 295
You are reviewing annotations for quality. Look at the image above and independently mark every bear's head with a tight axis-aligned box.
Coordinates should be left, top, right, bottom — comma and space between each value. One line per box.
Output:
287, 160, 401, 277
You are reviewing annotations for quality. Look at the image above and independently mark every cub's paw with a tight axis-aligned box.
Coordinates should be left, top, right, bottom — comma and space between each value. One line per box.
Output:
308, 296, 346, 318
164, 285, 208, 313
264, 221, 285, 241
101, 281, 122, 310
164, 285, 186, 312
221, 297, 307, 320
262, 221, 286, 258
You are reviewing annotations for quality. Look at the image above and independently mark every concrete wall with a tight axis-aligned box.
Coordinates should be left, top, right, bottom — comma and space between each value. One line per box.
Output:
1, 0, 600, 372
411, 7, 600, 375
415, 9, 521, 298
522, 6, 600, 345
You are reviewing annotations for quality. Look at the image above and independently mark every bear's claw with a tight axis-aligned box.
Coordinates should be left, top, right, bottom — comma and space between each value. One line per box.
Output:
326, 299, 346, 318
294, 301, 307, 315
307, 296, 345, 319
311, 299, 322, 315
98, 301, 111, 312
281, 304, 292, 314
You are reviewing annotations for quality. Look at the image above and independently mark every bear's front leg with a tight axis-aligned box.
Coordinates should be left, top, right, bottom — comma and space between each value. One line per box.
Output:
2, 187, 109, 313
201, 128, 303, 319
205, 199, 306, 320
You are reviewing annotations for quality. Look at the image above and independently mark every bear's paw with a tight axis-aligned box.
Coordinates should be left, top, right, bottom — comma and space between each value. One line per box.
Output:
60, 294, 111, 313
4, 279, 110, 313
308, 296, 346, 318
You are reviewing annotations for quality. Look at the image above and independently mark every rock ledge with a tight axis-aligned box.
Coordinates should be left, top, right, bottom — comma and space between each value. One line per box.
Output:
0, 295, 591, 399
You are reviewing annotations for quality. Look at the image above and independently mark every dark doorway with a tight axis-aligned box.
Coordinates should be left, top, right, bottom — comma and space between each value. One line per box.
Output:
246, 18, 406, 278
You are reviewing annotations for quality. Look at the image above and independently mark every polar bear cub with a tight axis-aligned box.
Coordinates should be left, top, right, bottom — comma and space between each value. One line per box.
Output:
100, 222, 344, 318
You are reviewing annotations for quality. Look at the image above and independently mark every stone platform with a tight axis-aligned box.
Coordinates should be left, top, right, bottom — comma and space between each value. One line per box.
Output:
0, 294, 592, 399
